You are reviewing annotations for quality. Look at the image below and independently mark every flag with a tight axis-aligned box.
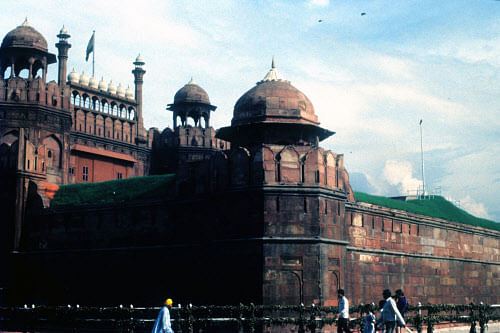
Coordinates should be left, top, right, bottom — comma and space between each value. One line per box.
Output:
86, 31, 95, 61
419, 119, 422, 125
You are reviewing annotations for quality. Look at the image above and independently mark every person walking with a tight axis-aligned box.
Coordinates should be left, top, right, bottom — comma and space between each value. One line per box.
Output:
380, 289, 405, 333
363, 303, 376, 333
152, 298, 174, 333
395, 289, 408, 333
336, 289, 352, 333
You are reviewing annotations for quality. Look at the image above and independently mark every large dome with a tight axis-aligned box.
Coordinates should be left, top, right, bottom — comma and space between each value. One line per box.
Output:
216, 59, 334, 145
173, 78, 211, 105
232, 80, 318, 127
232, 60, 318, 127
1, 19, 48, 52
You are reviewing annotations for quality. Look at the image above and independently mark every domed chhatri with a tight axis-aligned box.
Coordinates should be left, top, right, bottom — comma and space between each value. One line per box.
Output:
167, 78, 216, 128
1, 18, 50, 53
217, 59, 334, 146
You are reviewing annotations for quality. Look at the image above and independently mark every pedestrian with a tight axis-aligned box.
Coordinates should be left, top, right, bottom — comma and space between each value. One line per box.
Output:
336, 289, 352, 333
395, 289, 408, 333
380, 289, 405, 333
363, 303, 376, 333
376, 299, 386, 333
152, 298, 174, 333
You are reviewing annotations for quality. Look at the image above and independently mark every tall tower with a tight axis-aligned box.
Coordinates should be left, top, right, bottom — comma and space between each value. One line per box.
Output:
216, 59, 353, 306
55, 25, 71, 87
132, 55, 146, 145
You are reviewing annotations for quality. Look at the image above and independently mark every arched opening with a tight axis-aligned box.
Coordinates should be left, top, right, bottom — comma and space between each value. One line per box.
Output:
3, 66, 12, 78
83, 95, 90, 108
73, 92, 81, 106
18, 68, 29, 79
129, 108, 135, 120
42, 135, 62, 169
102, 100, 109, 113
111, 103, 118, 116
92, 97, 100, 111
119, 105, 126, 118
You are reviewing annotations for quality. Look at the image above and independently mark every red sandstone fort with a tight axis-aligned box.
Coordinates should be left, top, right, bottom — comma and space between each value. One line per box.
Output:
0, 20, 498, 307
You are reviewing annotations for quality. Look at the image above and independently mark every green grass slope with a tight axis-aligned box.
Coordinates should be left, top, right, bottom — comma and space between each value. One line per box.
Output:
354, 192, 500, 232
50, 174, 176, 207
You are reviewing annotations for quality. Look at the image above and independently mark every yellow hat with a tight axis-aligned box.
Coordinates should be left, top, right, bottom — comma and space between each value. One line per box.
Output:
165, 298, 173, 306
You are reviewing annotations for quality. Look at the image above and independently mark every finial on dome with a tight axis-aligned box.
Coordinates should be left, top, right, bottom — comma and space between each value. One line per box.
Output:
22, 17, 30, 27
187, 77, 196, 85
260, 57, 285, 83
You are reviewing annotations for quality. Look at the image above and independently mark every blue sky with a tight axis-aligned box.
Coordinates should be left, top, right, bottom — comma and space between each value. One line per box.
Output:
1, 0, 499, 221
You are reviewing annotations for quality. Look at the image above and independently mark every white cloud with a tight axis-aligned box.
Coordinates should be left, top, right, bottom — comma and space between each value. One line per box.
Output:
383, 160, 422, 195
307, 0, 330, 7
457, 195, 491, 219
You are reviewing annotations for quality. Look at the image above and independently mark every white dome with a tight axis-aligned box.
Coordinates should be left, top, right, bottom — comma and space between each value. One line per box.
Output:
79, 71, 89, 85
89, 76, 98, 89
116, 83, 125, 97
108, 80, 116, 94
68, 68, 79, 83
98, 77, 107, 91
125, 85, 134, 99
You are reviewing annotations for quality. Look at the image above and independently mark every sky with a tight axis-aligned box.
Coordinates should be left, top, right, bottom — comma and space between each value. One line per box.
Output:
1, 0, 499, 221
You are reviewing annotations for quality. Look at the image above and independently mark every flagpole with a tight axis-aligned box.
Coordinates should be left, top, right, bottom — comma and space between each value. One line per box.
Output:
92, 30, 95, 77
419, 119, 425, 199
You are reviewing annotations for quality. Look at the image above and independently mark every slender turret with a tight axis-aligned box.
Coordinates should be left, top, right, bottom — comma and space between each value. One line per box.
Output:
132, 54, 146, 144
55, 25, 71, 87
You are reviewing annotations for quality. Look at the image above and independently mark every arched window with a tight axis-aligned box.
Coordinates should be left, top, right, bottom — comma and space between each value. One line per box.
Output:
74, 94, 81, 106
83, 95, 90, 108
92, 97, 100, 111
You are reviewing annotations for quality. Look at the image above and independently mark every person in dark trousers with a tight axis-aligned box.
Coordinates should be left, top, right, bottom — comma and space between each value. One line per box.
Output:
336, 289, 352, 333
380, 289, 405, 333
395, 289, 408, 333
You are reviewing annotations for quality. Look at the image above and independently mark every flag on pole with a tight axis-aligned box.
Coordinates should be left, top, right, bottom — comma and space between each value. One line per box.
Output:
86, 31, 95, 61
419, 119, 423, 125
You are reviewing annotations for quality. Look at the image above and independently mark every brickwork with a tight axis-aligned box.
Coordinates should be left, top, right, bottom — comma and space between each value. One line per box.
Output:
345, 202, 500, 305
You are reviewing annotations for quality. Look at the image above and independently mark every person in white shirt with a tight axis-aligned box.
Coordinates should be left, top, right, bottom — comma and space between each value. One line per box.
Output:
336, 289, 352, 333
380, 289, 405, 333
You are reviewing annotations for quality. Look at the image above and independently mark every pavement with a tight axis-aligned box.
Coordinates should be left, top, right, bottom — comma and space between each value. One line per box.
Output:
434, 322, 500, 332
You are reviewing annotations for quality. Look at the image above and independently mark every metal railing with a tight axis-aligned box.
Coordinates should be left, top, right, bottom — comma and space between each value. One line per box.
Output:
1, 302, 499, 333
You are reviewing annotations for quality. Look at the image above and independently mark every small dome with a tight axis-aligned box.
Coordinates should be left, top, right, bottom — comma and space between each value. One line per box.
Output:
173, 78, 211, 105
125, 85, 134, 99
98, 77, 108, 91
59, 25, 69, 36
116, 83, 125, 97
68, 68, 79, 83
134, 54, 145, 67
108, 80, 116, 94
79, 71, 89, 85
1, 18, 48, 52
89, 76, 98, 89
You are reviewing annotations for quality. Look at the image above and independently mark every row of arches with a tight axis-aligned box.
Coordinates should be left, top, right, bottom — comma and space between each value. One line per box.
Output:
73, 109, 136, 143
71, 91, 136, 120
182, 145, 348, 194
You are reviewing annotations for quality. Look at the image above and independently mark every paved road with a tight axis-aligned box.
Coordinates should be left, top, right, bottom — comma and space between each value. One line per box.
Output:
434, 322, 500, 332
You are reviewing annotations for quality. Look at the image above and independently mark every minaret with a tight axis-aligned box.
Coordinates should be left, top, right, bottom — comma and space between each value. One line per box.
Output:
132, 54, 146, 144
55, 25, 71, 87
